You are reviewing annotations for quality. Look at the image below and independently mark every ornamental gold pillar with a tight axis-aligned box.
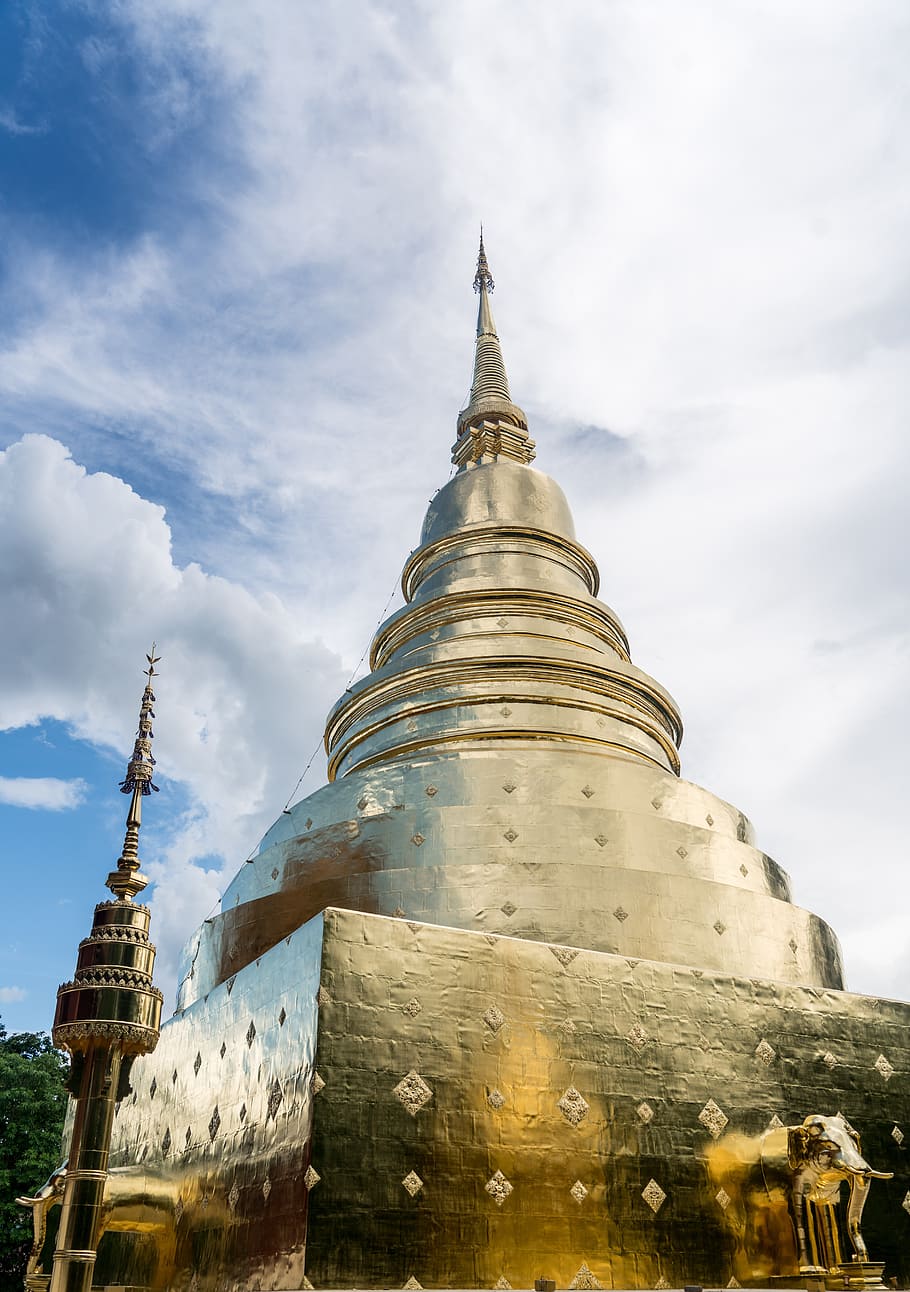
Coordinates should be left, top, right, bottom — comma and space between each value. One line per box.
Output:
49, 650, 165, 1292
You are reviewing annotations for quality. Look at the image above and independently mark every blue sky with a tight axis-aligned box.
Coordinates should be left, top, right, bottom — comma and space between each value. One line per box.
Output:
1, 1, 909, 1033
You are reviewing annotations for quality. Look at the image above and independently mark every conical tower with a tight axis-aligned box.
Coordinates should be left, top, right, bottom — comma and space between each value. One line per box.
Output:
81, 247, 908, 1292
48, 653, 163, 1292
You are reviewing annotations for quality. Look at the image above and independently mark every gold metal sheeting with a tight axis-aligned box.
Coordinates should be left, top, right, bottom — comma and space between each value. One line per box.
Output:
93, 908, 910, 1291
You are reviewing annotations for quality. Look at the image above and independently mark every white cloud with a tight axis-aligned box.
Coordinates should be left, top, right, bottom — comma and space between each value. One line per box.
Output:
0, 776, 87, 810
0, 986, 27, 1003
0, 2, 908, 1005
0, 435, 348, 999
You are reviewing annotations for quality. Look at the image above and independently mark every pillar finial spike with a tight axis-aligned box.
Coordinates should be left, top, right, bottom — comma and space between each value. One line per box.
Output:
106, 645, 161, 901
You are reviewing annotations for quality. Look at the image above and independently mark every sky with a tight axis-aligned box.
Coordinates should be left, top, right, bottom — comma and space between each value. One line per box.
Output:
0, 0, 907, 1034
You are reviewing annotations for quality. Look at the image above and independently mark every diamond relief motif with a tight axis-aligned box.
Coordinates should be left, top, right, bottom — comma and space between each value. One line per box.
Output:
503, 828, 518, 842
892, 1125, 904, 1146
312, 1072, 326, 1095
485, 1170, 513, 1205
304, 1165, 321, 1190
500, 706, 512, 717
789, 938, 799, 954
627, 1023, 648, 1053
651, 797, 662, 810
267, 1080, 283, 1120
642, 1178, 667, 1213
193, 1052, 202, 1076
714, 919, 727, 936
740, 863, 749, 877
706, 813, 714, 826
487, 1088, 506, 1110
278, 1007, 287, 1027
594, 833, 608, 847
208, 1107, 221, 1141
239, 1102, 247, 1122
174, 1197, 184, 1223
393, 1070, 433, 1116
482, 1004, 506, 1033
502, 781, 516, 793
677, 845, 688, 859
246, 1021, 257, 1047
769, 1113, 784, 1129
219, 1041, 227, 1059
406, 719, 418, 732
716, 1187, 731, 1211
755, 1038, 776, 1067
425, 785, 437, 797
262, 1177, 271, 1201
613, 905, 629, 923
558, 1086, 590, 1126
497, 616, 508, 628
403, 1278, 422, 1291
271, 866, 279, 880
305, 817, 313, 829
637, 1101, 654, 1124
402, 1170, 424, 1196
570, 1179, 588, 1203
393, 906, 407, 918
875, 1054, 895, 1081
549, 945, 580, 967
403, 997, 422, 1017
902, 1191, 910, 1216
411, 833, 425, 847
823, 1051, 838, 1069
699, 1099, 729, 1139
500, 900, 517, 917
569, 1264, 602, 1291
228, 1181, 240, 1211
317, 985, 332, 1006
493, 1279, 512, 1290
162, 1127, 171, 1154
581, 784, 595, 798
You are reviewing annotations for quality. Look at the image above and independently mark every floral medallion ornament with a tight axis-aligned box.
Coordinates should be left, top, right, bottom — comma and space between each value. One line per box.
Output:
558, 1086, 590, 1126
493, 1279, 512, 1290
698, 1099, 729, 1139
627, 1023, 648, 1053
487, 1088, 506, 1110
393, 1070, 433, 1116
875, 1053, 895, 1081
637, 1101, 654, 1124
401, 1170, 424, 1197
570, 1179, 588, 1203
716, 1188, 731, 1211
642, 1178, 667, 1213
892, 1125, 904, 1146
755, 1038, 776, 1066
568, 1262, 602, 1290
482, 1004, 505, 1032
485, 1170, 513, 1205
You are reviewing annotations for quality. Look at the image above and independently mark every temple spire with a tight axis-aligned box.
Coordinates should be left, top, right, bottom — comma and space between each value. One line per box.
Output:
106, 646, 160, 901
454, 232, 535, 468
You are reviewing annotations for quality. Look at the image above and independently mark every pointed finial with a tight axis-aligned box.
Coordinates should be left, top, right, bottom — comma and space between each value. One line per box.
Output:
453, 233, 535, 466
107, 646, 161, 901
474, 228, 494, 294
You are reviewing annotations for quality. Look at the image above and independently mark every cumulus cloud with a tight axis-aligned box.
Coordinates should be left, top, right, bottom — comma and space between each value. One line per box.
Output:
0, 1, 908, 1004
0, 986, 27, 1003
0, 775, 87, 810
0, 435, 348, 999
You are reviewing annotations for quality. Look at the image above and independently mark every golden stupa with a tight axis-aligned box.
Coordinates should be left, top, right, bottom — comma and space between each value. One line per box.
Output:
35, 241, 910, 1290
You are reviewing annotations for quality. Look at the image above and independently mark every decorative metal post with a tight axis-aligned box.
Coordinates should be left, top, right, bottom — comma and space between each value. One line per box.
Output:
48, 651, 164, 1292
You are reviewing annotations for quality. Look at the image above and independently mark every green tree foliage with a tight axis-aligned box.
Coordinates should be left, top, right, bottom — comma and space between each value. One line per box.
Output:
0, 1018, 68, 1287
